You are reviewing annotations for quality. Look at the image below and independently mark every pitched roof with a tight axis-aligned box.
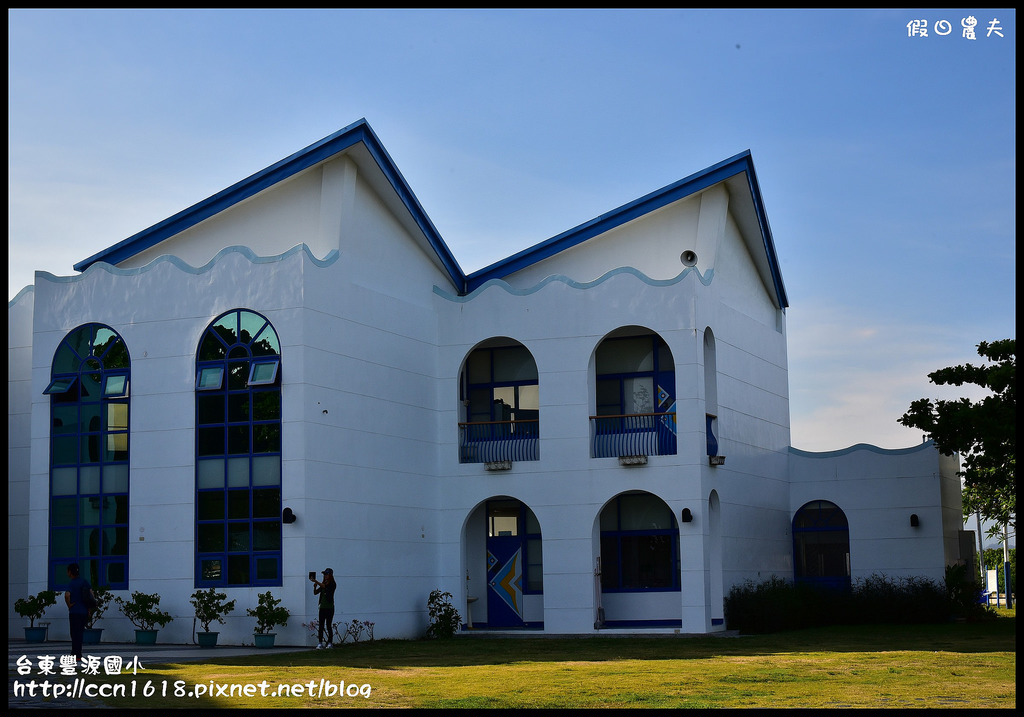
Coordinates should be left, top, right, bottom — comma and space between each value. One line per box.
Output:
74, 120, 787, 306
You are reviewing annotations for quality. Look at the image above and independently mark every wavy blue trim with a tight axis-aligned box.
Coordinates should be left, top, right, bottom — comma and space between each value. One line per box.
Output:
434, 265, 713, 303
8, 284, 35, 307
35, 244, 339, 285
789, 441, 937, 458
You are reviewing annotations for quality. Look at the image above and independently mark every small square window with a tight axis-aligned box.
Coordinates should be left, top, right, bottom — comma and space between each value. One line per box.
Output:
197, 366, 225, 391
248, 360, 279, 386
44, 377, 77, 395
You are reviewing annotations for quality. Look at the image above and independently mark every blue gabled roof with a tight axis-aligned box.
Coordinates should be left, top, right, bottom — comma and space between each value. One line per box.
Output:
74, 118, 465, 290
465, 150, 788, 308
74, 122, 787, 307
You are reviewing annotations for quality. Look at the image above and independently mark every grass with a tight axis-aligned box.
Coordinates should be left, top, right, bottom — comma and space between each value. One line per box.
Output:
32, 610, 1016, 709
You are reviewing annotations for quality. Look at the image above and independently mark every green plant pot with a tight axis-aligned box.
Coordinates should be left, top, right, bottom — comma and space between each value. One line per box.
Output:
24, 626, 47, 643
253, 633, 276, 648
82, 628, 103, 645
135, 629, 159, 645
197, 631, 219, 648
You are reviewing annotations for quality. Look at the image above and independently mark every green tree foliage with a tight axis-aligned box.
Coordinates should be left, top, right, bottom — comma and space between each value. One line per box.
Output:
899, 339, 1015, 531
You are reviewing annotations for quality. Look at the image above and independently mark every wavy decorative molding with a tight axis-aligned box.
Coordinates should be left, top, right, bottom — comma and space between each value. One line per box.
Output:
434, 265, 714, 303
8, 284, 36, 308
789, 441, 937, 458
33, 244, 340, 286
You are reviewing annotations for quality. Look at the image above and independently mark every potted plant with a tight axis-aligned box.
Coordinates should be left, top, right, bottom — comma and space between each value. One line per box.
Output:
190, 587, 236, 647
15, 590, 58, 643
83, 586, 113, 645
247, 591, 290, 648
115, 591, 173, 644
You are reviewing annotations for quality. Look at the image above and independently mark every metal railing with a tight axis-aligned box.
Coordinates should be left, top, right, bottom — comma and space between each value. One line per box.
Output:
459, 419, 540, 463
590, 413, 677, 458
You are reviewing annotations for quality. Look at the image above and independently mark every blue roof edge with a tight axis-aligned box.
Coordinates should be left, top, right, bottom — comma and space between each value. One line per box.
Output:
464, 150, 788, 307
73, 118, 467, 291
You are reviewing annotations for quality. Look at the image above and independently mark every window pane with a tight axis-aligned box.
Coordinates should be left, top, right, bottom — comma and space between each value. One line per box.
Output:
493, 346, 537, 382
197, 366, 224, 391
45, 377, 77, 395
252, 391, 281, 421
104, 560, 127, 586
253, 521, 281, 551
106, 527, 128, 556
198, 395, 224, 425
102, 464, 129, 493
197, 427, 225, 456
228, 393, 250, 422
228, 426, 250, 454
248, 360, 279, 385
239, 311, 267, 346
104, 375, 128, 397
228, 524, 250, 552
201, 558, 223, 582
252, 456, 280, 486
227, 457, 249, 487
619, 493, 673, 530
467, 351, 491, 383
80, 528, 103, 557
105, 432, 129, 461
52, 436, 78, 465
255, 557, 279, 581
51, 467, 78, 496
227, 490, 250, 519
79, 466, 101, 494
80, 373, 102, 401
227, 362, 248, 390
80, 496, 103, 525
197, 491, 225, 520
51, 528, 77, 558
199, 334, 227, 361
252, 489, 280, 519
197, 459, 224, 489
198, 523, 225, 552
253, 424, 280, 453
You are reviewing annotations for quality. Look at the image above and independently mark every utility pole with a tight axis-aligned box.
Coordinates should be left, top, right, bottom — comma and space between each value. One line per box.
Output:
1003, 525, 1013, 609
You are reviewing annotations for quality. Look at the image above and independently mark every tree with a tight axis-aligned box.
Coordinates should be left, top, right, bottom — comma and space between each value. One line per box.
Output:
899, 339, 1015, 532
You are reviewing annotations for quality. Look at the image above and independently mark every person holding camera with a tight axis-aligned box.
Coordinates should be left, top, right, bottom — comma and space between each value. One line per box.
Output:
310, 568, 337, 648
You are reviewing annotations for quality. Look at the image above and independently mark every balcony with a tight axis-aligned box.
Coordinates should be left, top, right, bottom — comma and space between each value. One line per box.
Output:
590, 412, 677, 458
459, 419, 540, 464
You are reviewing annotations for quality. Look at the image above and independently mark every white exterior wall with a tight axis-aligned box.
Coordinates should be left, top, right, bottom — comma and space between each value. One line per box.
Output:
8, 288, 34, 637
788, 442, 962, 584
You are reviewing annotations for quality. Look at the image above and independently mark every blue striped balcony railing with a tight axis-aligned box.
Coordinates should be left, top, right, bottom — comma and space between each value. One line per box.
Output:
459, 420, 540, 463
590, 413, 677, 458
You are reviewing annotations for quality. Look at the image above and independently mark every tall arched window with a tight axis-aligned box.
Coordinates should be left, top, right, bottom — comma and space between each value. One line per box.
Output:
793, 500, 851, 590
195, 309, 282, 587
45, 324, 130, 590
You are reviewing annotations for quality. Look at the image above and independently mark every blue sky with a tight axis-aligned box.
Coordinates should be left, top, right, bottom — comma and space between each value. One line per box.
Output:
8, 9, 1016, 460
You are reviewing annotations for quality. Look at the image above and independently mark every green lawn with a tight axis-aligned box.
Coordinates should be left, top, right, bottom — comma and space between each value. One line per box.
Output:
53, 612, 1018, 709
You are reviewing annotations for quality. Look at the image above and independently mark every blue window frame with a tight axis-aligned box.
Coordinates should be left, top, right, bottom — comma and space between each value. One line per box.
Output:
47, 324, 130, 591
195, 309, 282, 587
593, 333, 676, 457
460, 343, 539, 463
793, 500, 851, 591
600, 492, 679, 592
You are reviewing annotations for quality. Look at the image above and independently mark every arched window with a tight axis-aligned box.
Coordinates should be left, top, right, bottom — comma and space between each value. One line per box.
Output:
600, 492, 679, 591
195, 309, 282, 587
703, 328, 719, 457
793, 500, 851, 590
459, 340, 539, 463
592, 330, 676, 457
45, 324, 130, 590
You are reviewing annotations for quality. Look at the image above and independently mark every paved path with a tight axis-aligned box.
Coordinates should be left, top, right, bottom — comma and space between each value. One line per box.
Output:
9, 638, 309, 710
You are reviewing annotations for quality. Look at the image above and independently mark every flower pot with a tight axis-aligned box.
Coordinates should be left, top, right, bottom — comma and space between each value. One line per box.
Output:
197, 631, 219, 648
24, 626, 47, 643
253, 633, 276, 648
82, 628, 103, 645
135, 629, 159, 645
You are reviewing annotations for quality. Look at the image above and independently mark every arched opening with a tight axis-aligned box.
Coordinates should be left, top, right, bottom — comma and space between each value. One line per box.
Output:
793, 500, 851, 591
45, 324, 131, 590
591, 328, 676, 458
597, 490, 681, 628
459, 338, 539, 463
195, 309, 282, 587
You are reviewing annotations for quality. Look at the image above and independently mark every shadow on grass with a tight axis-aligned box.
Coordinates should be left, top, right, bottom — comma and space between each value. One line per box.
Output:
154, 616, 1015, 671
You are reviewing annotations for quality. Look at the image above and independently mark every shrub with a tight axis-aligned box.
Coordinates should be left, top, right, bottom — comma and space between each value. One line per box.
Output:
247, 591, 290, 634
86, 586, 114, 630
190, 587, 237, 633
15, 590, 59, 628
116, 591, 173, 631
425, 589, 461, 639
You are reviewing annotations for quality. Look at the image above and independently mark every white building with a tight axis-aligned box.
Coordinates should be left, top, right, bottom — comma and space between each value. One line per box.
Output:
8, 119, 968, 644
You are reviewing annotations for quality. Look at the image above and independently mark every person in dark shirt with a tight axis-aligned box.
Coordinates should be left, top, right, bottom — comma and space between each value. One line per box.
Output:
311, 568, 337, 648
64, 563, 94, 660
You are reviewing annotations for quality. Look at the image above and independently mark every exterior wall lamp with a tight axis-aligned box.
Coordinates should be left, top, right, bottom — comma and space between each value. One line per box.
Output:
681, 508, 693, 523
910, 513, 919, 527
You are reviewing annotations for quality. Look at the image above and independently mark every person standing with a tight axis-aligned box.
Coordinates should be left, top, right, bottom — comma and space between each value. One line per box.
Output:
64, 563, 94, 660
311, 568, 337, 648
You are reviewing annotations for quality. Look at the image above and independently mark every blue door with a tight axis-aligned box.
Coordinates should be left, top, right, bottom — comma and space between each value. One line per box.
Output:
487, 535, 524, 627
